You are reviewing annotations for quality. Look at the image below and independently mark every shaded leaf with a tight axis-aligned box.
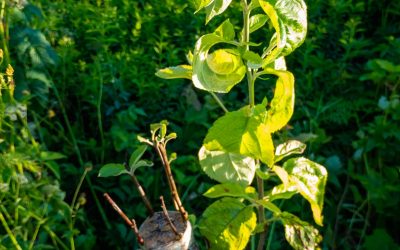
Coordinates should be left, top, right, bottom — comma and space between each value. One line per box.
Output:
204, 104, 274, 166
199, 146, 256, 186
155, 65, 192, 79
242, 50, 263, 69
40, 151, 66, 161
255, 199, 281, 213
129, 145, 148, 168
130, 160, 153, 174
199, 198, 256, 250
98, 164, 128, 177
280, 212, 322, 250
204, 183, 257, 200
283, 157, 327, 226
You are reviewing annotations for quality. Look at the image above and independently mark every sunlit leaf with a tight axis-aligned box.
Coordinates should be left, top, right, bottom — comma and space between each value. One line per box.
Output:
274, 140, 306, 162
204, 183, 257, 200
199, 146, 256, 186
249, 14, 269, 33
203, 0, 233, 23
155, 65, 192, 79
192, 21, 246, 93
204, 103, 274, 166
214, 19, 235, 40
259, 0, 307, 66
280, 212, 322, 250
267, 183, 298, 201
199, 198, 256, 250
283, 157, 327, 226
98, 163, 128, 177
262, 68, 295, 133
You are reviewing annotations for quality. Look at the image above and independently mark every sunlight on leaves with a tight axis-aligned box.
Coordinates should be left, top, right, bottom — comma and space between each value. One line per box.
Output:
199, 146, 256, 186
283, 157, 328, 226
199, 198, 256, 250
203, 183, 257, 200
203, 103, 274, 167
280, 212, 322, 250
155, 65, 192, 79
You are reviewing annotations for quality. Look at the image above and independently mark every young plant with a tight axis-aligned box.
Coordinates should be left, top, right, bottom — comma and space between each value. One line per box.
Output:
156, 0, 327, 249
99, 121, 194, 249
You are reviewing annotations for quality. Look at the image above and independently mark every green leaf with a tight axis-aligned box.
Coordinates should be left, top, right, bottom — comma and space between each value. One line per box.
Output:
242, 50, 263, 69
199, 146, 256, 186
283, 157, 327, 226
203, 183, 257, 200
255, 199, 281, 213
259, 0, 307, 66
249, 14, 269, 34
280, 212, 322, 250
98, 163, 128, 177
214, 19, 235, 40
274, 140, 306, 162
194, 0, 213, 12
204, 104, 274, 166
129, 145, 148, 168
39, 151, 66, 161
130, 160, 153, 174
263, 68, 295, 133
199, 198, 257, 250
267, 183, 298, 201
202, 0, 233, 24
192, 21, 246, 93
155, 65, 192, 79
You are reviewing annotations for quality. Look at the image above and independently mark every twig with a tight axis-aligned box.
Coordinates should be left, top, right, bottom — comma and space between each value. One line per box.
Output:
160, 196, 182, 239
154, 141, 188, 221
127, 165, 154, 216
332, 174, 350, 249
103, 193, 144, 245
256, 175, 267, 250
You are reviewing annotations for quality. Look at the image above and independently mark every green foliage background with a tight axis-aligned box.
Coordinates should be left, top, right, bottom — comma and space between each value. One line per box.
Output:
1, 0, 399, 249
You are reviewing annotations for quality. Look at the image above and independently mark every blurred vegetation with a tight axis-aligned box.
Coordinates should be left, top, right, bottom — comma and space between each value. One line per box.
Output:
1, 0, 399, 249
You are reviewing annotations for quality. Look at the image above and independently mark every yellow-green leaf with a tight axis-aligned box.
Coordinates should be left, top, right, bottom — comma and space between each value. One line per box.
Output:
204, 104, 274, 166
155, 65, 192, 79
199, 146, 256, 186
263, 68, 295, 133
283, 157, 328, 226
199, 198, 257, 250
204, 183, 257, 200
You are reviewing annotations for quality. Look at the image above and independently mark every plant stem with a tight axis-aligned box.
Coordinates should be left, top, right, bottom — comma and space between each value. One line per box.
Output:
256, 176, 267, 250
0, 211, 22, 250
160, 196, 182, 239
241, 1, 267, 248
95, 58, 105, 164
210, 92, 228, 113
154, 141, 188, 221
103, 193, 144, 245
130, 174, 154, 216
